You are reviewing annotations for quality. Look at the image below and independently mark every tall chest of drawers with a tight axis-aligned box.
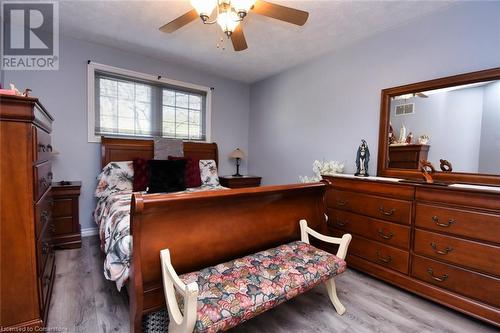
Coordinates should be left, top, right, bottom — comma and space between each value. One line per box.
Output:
0, 95, 55, 329
324, 175, 500, 326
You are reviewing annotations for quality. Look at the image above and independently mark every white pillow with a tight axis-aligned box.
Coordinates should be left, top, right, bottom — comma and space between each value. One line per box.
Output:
199, 160, 220, 187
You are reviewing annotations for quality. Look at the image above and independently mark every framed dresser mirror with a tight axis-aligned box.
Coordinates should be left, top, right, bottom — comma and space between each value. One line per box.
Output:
377, 67, 500, 186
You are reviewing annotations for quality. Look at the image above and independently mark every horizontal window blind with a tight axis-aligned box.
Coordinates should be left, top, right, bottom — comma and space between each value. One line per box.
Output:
94, 71, 207, 141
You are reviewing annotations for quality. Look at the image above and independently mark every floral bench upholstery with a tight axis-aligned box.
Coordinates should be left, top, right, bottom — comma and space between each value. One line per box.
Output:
161, 220, 352, 333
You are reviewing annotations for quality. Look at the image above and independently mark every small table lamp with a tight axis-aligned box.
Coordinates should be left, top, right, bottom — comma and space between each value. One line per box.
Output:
229, 148, 246, 177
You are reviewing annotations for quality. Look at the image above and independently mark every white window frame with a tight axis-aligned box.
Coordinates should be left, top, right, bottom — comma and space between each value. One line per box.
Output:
87, 62, 212, 143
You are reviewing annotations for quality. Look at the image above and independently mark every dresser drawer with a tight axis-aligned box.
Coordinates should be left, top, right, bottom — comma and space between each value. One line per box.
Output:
33, 126, 52, 163
52, 198, 72, 218
414, 229, 500, 276
335, 232, 409, 274
35, 191, 52, 239
415, 203, 500, 244
412, 255, 500, 308
328, 209, 410, 249
36, 223, 53, 276
40, 250, 54, 312
34, 161, 52, 201
327, 190, 412, 225
53, 217, 74, 235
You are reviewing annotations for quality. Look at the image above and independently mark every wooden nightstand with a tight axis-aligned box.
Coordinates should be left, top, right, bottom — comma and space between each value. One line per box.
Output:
51, 181, 82, 249
219, 176, 262, 189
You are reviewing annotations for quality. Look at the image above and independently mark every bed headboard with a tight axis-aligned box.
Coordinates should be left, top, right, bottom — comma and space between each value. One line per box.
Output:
100, 137, 218, 168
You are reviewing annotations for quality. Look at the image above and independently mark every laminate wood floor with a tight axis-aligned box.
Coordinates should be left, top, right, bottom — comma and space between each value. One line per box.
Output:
48, 237, 497, 333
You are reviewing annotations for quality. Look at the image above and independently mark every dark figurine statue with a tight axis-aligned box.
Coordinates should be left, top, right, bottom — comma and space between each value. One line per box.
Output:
355, 139, 370, 177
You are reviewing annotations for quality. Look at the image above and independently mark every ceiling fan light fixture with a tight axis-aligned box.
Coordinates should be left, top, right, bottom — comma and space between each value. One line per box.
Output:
217, 10, 240, 37
190, 0, 217, 21
232, 0, 256, 17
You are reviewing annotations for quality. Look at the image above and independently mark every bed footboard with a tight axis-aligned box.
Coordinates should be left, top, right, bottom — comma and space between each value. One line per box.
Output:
129, 182, 329, 332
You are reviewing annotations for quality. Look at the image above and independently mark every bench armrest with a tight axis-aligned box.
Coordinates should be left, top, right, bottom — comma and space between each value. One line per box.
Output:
160, 249, 198, 332
300, 219, 352, 260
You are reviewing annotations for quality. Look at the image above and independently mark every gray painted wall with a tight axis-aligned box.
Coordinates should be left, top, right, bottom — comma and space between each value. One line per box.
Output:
248, 2, 500, 184
2, 36, 250, 231
479, 81, 500, 174
390, 87, 484, 173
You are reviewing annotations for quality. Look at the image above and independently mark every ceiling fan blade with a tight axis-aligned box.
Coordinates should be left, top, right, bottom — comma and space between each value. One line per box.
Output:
159, 9, 199, 33
252, 0, 309, 26
231, 25, 248, 51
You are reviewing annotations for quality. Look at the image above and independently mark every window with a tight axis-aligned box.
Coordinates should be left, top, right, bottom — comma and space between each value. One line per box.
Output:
88, 63, 211, 142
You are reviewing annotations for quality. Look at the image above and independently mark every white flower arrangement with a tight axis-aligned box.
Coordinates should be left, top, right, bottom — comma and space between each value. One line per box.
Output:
299, 160, 345, 183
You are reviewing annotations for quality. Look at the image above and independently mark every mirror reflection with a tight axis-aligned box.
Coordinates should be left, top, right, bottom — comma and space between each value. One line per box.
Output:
388, 80, 500, 174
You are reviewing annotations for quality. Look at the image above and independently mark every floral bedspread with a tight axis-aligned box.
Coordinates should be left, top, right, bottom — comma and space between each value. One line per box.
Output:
94, 186, 226, 290
179, 241, 347, 333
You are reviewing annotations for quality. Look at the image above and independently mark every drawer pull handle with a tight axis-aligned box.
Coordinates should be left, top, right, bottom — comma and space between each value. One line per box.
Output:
40, 177, 48, 188
335, 219, 348, 227
430, 242, 453, 255
41, 210, 49, 223
38, 144, 46, 152
376, 251, 392, 264
42, 242, 50, 254
427, 268, 448, 282
379, 206, 396, 216
46, 144, 53, 152
377, 229, 394, 240
432, 216, 455, 227
336, 200, 348, 207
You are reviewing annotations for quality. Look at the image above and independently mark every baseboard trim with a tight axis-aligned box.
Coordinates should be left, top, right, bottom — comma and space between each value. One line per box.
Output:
81, 227, 99, 237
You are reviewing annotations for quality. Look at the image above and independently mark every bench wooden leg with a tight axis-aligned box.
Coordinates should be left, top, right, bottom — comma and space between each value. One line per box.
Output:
160, 249, 198, 333
325, 278, 345, 315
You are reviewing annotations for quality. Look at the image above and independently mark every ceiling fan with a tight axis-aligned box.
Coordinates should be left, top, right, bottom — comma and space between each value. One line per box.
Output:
159, 0, 309, 51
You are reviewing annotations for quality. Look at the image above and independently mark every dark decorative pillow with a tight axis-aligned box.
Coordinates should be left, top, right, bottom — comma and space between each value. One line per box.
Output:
147, 159, 187, 194
168, 156, 202, 188
133, 158, 150, 192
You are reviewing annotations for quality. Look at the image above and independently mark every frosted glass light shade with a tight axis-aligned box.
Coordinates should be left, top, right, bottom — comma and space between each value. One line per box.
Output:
217, 10, 240, 34
232, 0, 256, 13
190, 0, 217, 17
229, 148, 246, 159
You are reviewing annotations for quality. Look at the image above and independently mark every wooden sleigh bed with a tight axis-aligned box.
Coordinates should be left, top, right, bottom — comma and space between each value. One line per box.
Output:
100, 137, 331, 332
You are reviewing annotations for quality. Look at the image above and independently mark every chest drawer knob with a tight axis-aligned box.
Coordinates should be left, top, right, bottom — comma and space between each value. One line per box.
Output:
377, 229, 394, 240
335, 219, 349, 227
427, 268, 448, 282
38, 144, 47, 152
336, 200, 348, 207
379, 206, 396, 216
42, 242, 50, 254
40, 177, 48, 188
432, 215, 455, 227
41, 210, 49, 224
376, 250, 392, 264
430, 242, 453, 255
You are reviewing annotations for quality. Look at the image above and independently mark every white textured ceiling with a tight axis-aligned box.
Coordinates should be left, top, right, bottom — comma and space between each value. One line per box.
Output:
60, 0, 454, 83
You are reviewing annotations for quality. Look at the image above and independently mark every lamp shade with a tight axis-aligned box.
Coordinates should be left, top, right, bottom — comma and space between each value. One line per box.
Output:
229, 148, 246, 160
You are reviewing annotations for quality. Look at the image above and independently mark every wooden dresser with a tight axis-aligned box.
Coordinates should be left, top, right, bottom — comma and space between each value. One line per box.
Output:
51, 181, 82, 249
0, 95, 55, 329
219, 175, 262, 188
388, 144, 429, 169
325, 175, 500, 326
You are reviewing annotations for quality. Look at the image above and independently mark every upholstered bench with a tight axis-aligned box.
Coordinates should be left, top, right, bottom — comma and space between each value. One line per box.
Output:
160, 219, 352, 333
